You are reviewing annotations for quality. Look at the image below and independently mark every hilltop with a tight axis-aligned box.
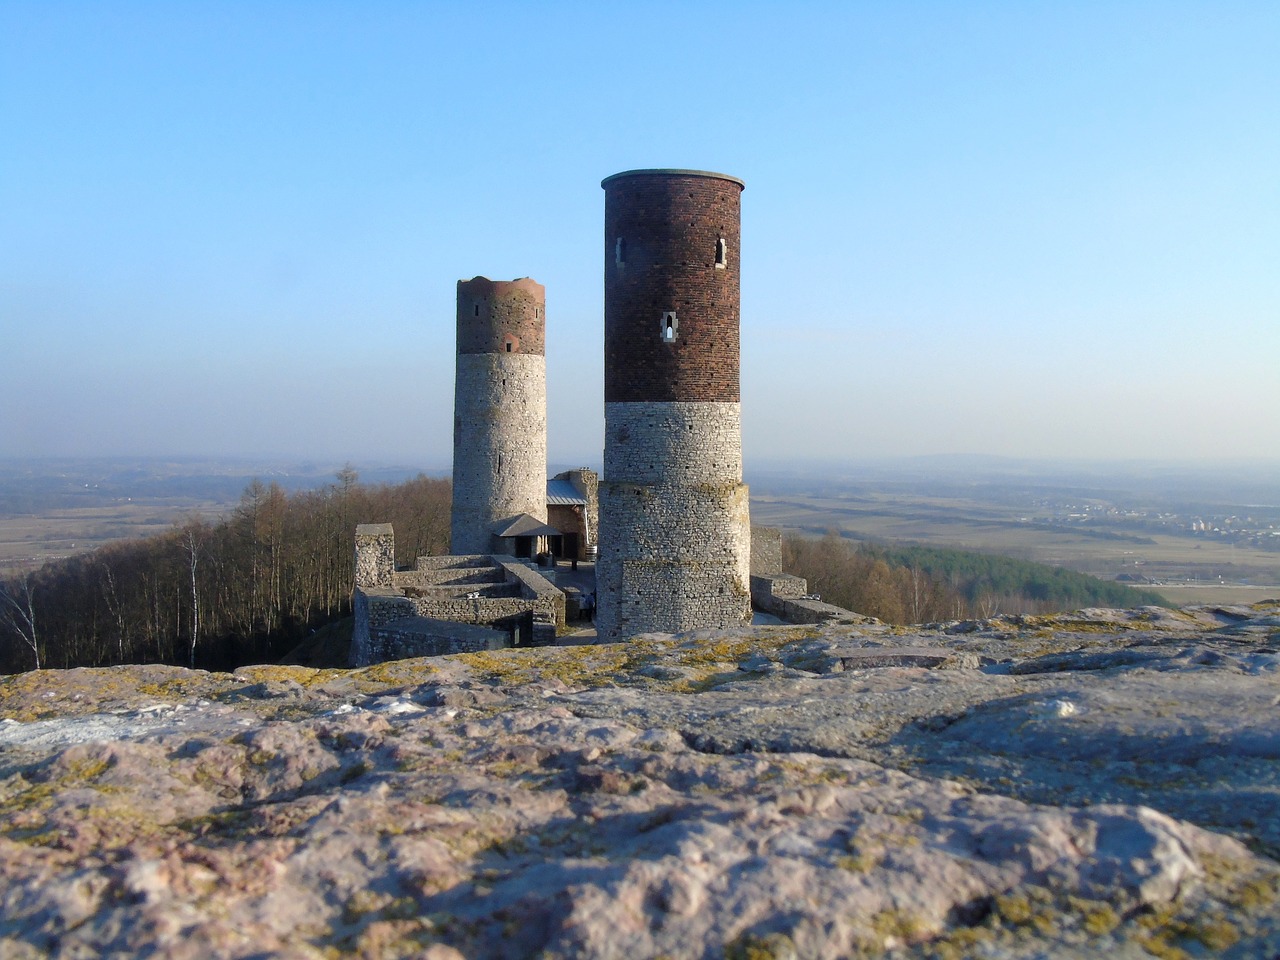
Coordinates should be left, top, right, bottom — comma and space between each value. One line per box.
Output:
1, 602, 1278, 957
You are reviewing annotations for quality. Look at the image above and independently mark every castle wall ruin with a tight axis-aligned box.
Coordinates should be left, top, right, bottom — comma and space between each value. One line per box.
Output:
350, 525, 562, 666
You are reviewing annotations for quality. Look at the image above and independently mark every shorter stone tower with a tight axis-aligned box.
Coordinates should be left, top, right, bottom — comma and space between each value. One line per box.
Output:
596, 169, 751, 639
450, 277, 548, 556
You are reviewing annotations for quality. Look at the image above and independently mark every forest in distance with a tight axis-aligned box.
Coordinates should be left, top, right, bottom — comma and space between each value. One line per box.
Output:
0, 467, 1176, 675
782, 532, 1166, 624
0, 471, 450, 674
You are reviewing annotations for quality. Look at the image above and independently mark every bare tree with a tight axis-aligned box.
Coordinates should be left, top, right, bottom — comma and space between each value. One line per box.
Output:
909, 564, 924, 623
336, 463, 359, 492
0, 573, 40, 670
181, 521, 207, 668
98, 558, 129, 663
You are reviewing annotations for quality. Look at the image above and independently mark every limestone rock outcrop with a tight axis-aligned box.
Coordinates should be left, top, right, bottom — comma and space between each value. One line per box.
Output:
1, 603, 1278, 958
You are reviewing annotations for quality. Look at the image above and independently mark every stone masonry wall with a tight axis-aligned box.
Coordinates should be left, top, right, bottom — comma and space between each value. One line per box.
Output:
598, 169, 749, 642
603, 402, 742, 485
596, 424, 751, 643
365, 591, 417, 629
596, 481, 750, 639
753, 572, 808, 603
354, 524, 395, 589
451, 352, 547, 555
402, 594, 551, 629
393, 555, 504, 590
350, 520, 566, 665
452, 276, 547, 557
349, 588, 416, 667
751, 526, 784, 577
596, 401, 750, 640
750, 574, 871, 626
367, 556, 563, 648
367, 617, 506, 663
412, 555, 495, 571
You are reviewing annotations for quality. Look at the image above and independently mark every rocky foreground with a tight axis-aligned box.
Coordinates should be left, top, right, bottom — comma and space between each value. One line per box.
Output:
1, 604, 1279, 959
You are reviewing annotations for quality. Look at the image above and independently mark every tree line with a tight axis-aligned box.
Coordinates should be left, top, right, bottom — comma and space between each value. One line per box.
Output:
3, 484, 1173, 674
0, 470, 450, 674
782, 531, 1170, 624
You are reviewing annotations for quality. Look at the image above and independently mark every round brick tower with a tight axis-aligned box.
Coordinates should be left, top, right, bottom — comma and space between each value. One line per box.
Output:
450, 276, 548, 556
596, 169, 751, 639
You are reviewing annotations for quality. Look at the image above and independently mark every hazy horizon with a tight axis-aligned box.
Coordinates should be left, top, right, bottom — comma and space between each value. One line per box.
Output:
3, 3, 1276, 466
4, 451, 1278, 492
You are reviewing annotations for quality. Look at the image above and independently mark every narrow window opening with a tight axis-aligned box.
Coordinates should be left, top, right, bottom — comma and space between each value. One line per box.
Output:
474, 303, 480, 317
660, 311, 678, 343
506, 342, 512, 352
715, 237, 727, 269
615, 237, 626, 266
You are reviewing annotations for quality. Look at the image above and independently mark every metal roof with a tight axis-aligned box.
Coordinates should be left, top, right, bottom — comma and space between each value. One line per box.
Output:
493, 513, 562, 538
546, 479, 588, 506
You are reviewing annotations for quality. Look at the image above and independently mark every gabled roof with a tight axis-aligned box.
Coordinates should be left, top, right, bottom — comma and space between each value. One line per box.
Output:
547, 478, 588, 506
493, 513, 562, 538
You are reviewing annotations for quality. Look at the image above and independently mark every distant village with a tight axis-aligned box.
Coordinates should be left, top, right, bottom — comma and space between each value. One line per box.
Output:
1024, 496, 1280, 551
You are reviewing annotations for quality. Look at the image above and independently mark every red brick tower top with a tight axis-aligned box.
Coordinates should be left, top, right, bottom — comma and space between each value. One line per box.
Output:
601, 170, 744, 404
456, 276, 546, 356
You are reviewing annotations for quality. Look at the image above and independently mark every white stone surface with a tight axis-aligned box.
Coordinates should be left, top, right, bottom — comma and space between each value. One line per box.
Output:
603, 401, 742, 484
451, 353, 547, 555
598, 401, 750, 639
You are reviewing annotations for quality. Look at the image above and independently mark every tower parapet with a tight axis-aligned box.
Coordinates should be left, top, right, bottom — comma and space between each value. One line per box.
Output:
596, 170, 751, 639
450, 277, 548, 556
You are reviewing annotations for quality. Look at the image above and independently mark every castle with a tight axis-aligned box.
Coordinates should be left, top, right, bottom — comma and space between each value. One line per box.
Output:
350, 170, 849, 665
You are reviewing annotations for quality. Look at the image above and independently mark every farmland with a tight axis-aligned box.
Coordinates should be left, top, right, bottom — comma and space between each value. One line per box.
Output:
3, 456, 1278, 608
749, 461, 1280, 607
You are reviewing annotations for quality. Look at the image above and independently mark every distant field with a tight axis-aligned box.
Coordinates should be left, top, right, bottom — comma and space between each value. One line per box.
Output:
1146, 585, 1280, 606
751, 492, 1280, 608
0, 500, 230, 573
0, 456, 422, 575
5, 464, 1279, 612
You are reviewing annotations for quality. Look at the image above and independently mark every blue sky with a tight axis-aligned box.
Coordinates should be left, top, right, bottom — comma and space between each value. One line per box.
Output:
2, 1, 1277, 469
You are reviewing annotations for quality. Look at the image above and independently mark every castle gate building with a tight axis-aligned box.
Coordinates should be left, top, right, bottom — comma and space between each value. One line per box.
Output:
546, 468, 598, 561
450, 277, 549, 556
596, 169, 752, 639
